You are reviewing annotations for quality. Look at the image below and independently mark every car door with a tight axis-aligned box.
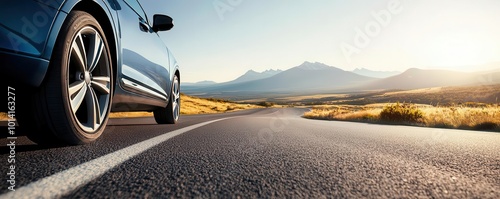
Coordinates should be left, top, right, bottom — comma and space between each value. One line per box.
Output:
117, 0, 171, 101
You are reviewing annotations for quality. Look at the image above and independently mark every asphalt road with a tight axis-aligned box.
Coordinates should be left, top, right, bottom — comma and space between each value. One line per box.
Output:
1, 108, 499, 198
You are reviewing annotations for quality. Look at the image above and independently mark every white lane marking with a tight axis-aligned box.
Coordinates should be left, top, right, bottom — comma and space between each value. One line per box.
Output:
2, 118, 231, 199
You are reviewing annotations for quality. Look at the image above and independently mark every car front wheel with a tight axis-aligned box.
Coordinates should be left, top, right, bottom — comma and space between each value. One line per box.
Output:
18, 11, 113, 145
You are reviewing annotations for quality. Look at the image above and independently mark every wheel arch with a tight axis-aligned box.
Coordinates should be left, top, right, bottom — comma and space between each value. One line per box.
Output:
72, 0, 119, 92
57, 0, 120, 92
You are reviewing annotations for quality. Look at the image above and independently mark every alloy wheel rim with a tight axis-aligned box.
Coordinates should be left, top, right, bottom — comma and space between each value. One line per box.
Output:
67, 26, 111, 133
172, 77, 180, 121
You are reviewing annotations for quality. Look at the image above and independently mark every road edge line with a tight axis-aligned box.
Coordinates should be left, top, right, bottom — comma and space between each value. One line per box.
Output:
1, 117, 231, 198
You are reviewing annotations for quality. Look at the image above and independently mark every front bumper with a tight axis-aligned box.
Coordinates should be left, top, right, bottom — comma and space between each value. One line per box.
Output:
0, 50, 49, 87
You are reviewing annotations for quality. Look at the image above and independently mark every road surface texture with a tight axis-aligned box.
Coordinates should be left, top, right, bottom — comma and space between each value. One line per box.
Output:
1, 108, 499, 198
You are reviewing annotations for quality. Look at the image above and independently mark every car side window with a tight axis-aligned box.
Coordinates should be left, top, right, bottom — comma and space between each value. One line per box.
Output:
123, 0, 148, 22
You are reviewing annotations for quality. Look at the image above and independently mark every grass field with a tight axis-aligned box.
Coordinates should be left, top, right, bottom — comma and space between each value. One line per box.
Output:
304, 103, 500, 132
300, 84, 500, 131
270, 84, 500, 106
0, 94, 262, 120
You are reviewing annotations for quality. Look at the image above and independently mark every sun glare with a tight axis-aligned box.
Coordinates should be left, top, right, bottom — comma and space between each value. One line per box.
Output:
400, 1, 500, 70
428, 40, 484, 67
417, 31, 493, 68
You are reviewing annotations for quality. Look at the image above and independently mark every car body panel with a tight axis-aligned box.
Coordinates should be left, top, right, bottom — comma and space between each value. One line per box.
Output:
0, 1, 61, 87
0, 1, 59, 56
117, 0, 171, 102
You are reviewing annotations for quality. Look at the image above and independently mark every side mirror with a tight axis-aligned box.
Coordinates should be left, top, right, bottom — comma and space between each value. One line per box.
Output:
152, 14, 174, 32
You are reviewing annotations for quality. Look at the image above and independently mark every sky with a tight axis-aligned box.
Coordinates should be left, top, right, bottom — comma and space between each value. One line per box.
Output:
142, 0, 500, 83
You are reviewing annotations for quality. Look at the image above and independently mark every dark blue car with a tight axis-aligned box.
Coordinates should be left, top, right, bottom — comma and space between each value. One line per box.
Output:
0, 0, 180, 145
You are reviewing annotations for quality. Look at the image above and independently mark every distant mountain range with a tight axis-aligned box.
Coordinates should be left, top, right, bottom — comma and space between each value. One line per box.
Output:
360, 68, 471, 90
229, 69, 283, 84
182, 80, 217, 86
182, 62, 375, 95
182, 62, 500, 99
183, 69, 282, 87
352, 68, 401, 78
212, 62, 374, 92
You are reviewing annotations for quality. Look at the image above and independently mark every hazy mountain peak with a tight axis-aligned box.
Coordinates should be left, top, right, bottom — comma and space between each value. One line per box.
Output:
405, 68, 421, 72
262, 69, 283, 74
228, 68, 283, 84
196, 80, 217, 84
243, 70, 259, 75
401, 68, 432, 76
244, 69, 282, 74
297, 61, 332, 70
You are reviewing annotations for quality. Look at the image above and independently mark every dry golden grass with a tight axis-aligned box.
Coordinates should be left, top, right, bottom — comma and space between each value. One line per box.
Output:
275, 94, 350, 102
422, 106, 500, 129
370, 84, 500, 105
304, 105, 382, 122
179, 94, 260, 115
0, 112, 9, 120
109, 111, 153, 118
0, 94, 262, 120
304, 103, 500, 132
109, 94, 261, 118
379, 87, 444, 96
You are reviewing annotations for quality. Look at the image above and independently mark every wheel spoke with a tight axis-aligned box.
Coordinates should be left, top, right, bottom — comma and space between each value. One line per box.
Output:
71, 33, 87, 72
175, 93, 180, 101
173, 101, 179, 119
172, 101, 178, 110
69, 80, 86, 96
87, 32, 103, 72
172, 91, 178, 100
172, 79, 180, 119
173, 82, 179, 99
70, 82, 87, 113
85, 86, 101, 130
91, 76, 110, 94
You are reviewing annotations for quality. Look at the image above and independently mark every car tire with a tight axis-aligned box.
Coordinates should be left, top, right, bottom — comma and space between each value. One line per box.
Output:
17, 11, 113, 145
154, 75, 180, 124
